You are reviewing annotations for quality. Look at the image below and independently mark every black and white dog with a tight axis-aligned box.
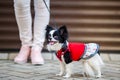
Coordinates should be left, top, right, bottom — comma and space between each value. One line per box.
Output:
46, 25, 104, 78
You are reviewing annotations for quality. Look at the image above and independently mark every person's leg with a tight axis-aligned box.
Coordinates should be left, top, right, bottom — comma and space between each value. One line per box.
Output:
14, 0, 32, 64
31, 0, 50, 64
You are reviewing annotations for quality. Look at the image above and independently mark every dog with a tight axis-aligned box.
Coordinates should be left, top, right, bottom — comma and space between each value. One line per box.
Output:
46, 25, 104, 78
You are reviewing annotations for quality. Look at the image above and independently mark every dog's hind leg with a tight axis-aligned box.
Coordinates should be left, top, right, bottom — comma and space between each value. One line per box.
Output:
83, 60, 95, 77
88, 55, 102, 78
89, 61, 101, 78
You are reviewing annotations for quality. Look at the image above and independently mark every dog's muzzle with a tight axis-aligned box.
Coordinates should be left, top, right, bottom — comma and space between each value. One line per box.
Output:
49, 41, 57, 45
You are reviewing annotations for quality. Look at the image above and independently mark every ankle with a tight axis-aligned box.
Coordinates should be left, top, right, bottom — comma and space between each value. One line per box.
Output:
14, 45, 31, 64
31, 45, 44, 65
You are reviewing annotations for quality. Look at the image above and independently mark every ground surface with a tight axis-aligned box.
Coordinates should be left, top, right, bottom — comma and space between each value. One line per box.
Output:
0, 60, 120, 80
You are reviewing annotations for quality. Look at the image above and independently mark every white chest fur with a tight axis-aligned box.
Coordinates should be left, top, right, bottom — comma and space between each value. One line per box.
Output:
47, 43, 63, 51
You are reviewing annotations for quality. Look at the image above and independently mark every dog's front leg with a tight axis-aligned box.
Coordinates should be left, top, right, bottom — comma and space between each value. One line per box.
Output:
63, 63, 72, 78
56, 61, 65, 76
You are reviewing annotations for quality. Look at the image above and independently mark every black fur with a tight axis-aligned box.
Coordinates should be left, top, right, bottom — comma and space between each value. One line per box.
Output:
58, 25, 68, 43
61, 42, 72, 64
46, 25, 68, 43
64, 50, 72, 64
46, 25, 54, 43
98, 50, 100, 55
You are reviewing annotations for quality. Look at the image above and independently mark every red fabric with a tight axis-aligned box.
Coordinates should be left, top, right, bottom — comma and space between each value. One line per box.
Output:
69, 43, 85, 61
56, 42, 85, 61
56, 49, 63, 61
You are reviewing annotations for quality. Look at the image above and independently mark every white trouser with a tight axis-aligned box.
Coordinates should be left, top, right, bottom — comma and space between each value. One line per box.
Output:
14, 0, 50, 47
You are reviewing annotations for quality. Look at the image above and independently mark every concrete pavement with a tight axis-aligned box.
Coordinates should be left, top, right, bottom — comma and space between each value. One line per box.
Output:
0, 59, 120, 80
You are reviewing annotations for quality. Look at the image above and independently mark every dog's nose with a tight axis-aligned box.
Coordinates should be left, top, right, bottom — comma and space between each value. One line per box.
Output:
49, 38, 52, 41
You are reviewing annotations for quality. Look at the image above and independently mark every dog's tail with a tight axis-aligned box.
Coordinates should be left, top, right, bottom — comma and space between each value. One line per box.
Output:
83, 61, 95, 77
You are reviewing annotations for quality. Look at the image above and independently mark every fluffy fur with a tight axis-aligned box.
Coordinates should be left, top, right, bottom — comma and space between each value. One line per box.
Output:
46, 25, 104, 78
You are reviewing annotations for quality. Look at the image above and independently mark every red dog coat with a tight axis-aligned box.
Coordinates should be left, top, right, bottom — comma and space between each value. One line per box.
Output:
56, 42, 99, 62
56, 42, 85, 61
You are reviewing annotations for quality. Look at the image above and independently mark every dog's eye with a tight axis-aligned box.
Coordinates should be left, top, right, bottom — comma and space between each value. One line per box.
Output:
48, 34, 51, 38
54, 36, 58, 40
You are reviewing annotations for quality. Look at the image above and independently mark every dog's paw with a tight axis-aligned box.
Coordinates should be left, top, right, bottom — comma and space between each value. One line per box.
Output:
56, 73, 63, 76
95, 75, 101, 78
63, 74, 71, 78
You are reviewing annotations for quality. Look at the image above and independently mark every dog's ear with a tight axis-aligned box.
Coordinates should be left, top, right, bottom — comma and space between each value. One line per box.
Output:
58, 25, 68, 40
46, 25, 54, 32
45, 25, 53, 43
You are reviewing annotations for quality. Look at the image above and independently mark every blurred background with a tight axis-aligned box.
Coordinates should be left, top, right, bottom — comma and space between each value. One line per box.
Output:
0, 0, 120, 53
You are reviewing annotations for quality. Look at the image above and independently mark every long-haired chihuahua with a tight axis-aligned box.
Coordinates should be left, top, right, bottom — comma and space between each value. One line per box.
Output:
46, 25, 104, 78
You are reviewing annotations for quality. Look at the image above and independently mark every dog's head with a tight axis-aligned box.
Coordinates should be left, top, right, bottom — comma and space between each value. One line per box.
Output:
45, 25, 68, 51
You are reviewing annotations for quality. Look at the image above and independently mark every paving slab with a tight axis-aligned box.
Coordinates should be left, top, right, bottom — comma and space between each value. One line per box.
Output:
0, 60, 119, 80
